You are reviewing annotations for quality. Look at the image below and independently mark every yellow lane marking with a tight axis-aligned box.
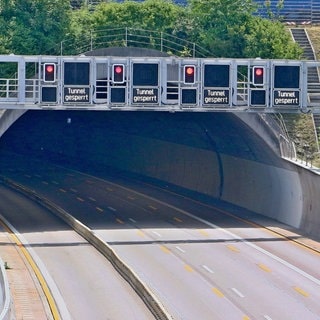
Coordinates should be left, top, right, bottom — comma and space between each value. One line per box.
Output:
174, 217, 183, 223
160, 245, 170, 254
137, 230, 145, 238
212, 287, 224, 298
106, 187, 113, 192
293, 286, 309, 297
96, 207, 104, 213
243, 316, 251, 320
258, 263, 272, 273
76, 197, 85, 202
59, 188, 67, 193
184, 264, 194, 272
0, 219, 60, 320
226, 244, 240, 253
116, 218, 124, 224
198, 229, 209, 237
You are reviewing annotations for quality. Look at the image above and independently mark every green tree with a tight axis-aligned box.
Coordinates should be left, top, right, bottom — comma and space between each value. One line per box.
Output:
66, 0, 188, 54
0, 0, 71, 54
187, 0, 301, 59
243, 17, 302, 59
187, 0, 256, 57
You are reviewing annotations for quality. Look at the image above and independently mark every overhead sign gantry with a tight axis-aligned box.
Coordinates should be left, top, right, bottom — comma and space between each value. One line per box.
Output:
0, 54, 318, 113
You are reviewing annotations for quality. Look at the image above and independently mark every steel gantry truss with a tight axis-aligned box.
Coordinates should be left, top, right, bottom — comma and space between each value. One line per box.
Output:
1, 54, 320, 113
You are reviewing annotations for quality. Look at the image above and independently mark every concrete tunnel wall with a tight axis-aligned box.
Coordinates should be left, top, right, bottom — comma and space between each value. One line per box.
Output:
0, 109, 319, 239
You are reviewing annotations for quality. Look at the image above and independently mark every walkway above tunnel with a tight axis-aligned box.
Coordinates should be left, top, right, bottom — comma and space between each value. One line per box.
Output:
1, 54, 320, 113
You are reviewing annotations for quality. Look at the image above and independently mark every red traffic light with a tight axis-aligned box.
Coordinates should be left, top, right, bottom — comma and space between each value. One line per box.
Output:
113, 64, 125, 83
252, 66, 264, 85
184, 65, 196, 84
43, 63, 56, 82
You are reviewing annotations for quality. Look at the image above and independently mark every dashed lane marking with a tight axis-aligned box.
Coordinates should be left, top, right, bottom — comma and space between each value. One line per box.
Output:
116, 218, 124, 224
137, 230, 145, 238
176, 246, 186, 253
202, 265, 214, 274
232, 287, 245, 298
184, 264, 194, 273
293, 286, 309, 297
212, 287, 224, 298
258, 263, 272, 273
226, 244, 240, 253
198, 229, 209, 237
160, 245, 170, 254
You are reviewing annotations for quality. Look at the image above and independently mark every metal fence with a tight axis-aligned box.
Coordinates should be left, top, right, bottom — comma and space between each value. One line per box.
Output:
59, 27, 213, 58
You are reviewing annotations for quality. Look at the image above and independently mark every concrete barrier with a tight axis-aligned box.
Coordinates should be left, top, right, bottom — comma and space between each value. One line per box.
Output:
2, 177, 172, 320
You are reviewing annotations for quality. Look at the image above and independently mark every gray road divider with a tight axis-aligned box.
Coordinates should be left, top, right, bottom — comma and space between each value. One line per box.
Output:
1, 177, 172, 320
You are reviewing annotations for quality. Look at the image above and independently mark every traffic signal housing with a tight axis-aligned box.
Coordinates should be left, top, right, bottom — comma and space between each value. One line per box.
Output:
184, 65, 196, 84
43, 63, 56, 82
252, 66, 265, 86
112, 64, 125, 84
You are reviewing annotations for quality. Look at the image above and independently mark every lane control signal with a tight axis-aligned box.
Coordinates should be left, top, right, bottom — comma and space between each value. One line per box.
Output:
184, 65, 196, 84
252, 66, 265, 86
43, 63, 56, 82
112, 64, 125, 83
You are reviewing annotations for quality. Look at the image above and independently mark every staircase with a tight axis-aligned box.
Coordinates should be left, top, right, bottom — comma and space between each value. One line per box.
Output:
290, 28, 320, 146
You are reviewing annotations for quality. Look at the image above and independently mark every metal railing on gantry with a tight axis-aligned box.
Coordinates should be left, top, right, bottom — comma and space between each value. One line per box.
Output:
1, 54, 320, 113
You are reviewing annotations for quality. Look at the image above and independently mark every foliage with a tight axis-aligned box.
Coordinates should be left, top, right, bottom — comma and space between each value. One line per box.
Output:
0, 0, 71, 54
243, 17, 302, 59
285, 114, 320, 166
65, 0, 189, 54
0, 0, 303, 59
187, 0, 301, 58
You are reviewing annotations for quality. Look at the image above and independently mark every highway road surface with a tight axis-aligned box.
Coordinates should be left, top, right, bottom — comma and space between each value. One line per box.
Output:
0, 184, 154, 320
0, 154, 320, 320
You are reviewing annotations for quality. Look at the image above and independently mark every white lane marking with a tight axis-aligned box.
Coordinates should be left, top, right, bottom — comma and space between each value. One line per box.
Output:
152, 231, 162, 237
88, 197, 96, 202
65, 169, 320, 287
108, 206, 117, 212
264, 315, 273, 320
176, 246, 186, 253
70, 188, 77, 193
146, 199, 320, 286
202, 265, 214, 274
129, 218, 136, 223
231, 287, 245, 298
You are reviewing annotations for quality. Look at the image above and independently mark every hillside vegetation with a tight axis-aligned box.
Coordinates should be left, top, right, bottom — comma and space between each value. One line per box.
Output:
0, 0, 302, 59
284, 26, 320, 167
